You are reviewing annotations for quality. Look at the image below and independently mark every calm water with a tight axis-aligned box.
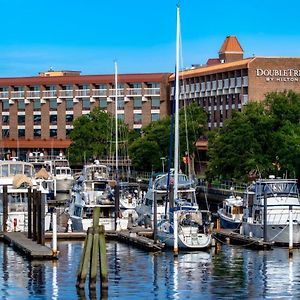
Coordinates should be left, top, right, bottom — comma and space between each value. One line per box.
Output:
0, 240, 300, 299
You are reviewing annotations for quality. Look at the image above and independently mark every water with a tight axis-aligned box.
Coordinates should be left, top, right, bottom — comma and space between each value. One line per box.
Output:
0, 240, 300, 299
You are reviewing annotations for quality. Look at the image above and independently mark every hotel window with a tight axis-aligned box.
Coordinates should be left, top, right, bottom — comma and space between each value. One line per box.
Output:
117, 98, 124, 109
2, 100, 9, 111
151, 97, 160, 109
50, 114, 57, 125
46, 85, 56, 90
66, 114, 73, 124
134, 113, 142, 124
34, 129, 41, 137
50, 129, 57, 137
96, 84, 107, 89
151, 113, 160, 122
18, 115, 25, 125
82, 99, 90, 110
50, 99, 57, 110
66, 99, 73, 110
133, 97, 142, 109
66, 128, 72, 137
33, 100, 41, 110
99, 99, 107, 109
18, 129, 25, 138
2, 115, 9, 125
117, 114, 124, 121
2, 129, 9, 138
148, 82, 160, 88
34, 115, 41, 125
18, 100, 25, 111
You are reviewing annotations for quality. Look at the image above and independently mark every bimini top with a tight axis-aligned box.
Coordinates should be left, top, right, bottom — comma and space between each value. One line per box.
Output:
12, 174, 33, 188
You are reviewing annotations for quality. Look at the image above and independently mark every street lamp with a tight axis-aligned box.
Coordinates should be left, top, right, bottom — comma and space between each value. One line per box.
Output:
160, 157, 166, 173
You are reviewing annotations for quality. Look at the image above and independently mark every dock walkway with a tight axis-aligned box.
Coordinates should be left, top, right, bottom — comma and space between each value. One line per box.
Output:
213, 229, 273, 250
2, 232, 55, 259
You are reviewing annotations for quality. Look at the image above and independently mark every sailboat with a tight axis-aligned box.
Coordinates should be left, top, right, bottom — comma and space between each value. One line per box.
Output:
156, 6, 212, 251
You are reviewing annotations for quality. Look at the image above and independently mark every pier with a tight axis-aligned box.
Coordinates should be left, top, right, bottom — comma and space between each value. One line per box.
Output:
2, 232, 55, 259
213, 229, 274, 250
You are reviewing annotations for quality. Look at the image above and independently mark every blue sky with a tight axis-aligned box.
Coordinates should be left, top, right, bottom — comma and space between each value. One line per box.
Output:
0, 0, 300, 77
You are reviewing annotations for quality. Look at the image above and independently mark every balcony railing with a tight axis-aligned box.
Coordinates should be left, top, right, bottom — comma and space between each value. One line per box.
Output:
59, 90, 73, 98
26, 91, 41, 98
11, 91, 25, 99
75, 89, 90, 98
144, 88, 160, 96
92, 89, 107, 97
0, 91, 9, 99
108, 89, 124, 97
126, 88, 142, 96
42, 90, 57, 98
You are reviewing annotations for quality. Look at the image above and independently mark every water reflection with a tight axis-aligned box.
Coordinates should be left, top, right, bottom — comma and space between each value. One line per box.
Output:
0, 240, 300, 299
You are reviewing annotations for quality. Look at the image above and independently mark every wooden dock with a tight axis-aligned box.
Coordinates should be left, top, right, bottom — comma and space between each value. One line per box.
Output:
117, 230, 164, 251
213, 229, 274, 250
2, 232, 56, 259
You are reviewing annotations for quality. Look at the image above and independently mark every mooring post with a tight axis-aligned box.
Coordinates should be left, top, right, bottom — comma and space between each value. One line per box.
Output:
153, 190, 157, 243
27, 188, 32, 239
76, 234, 89, 288
289, 205, 293, 257
263, 191, 268, 242
114, 183, 120, 231
77, 227, 93, 289
99, 224, 108, 291
3, 185, 8, 232
32, 189, 37, 241
89, 207, 100, 290
52, 208, 58, 257
37, 191, 42, 244
40, 191, 45, 246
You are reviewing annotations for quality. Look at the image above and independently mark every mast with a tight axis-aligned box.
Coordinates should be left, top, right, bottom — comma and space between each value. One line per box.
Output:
173, 5, 180, 256
174, 5, 180, 201
114, 61, 119, 179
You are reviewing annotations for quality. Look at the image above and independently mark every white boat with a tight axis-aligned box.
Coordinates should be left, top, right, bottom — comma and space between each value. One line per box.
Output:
67, 161, 128, 231
0, 159, 51, 232
242, 176, 300, 245
156, 6, 212, 251
27, 152, 74, 194
118, 182, 139, 209
217, 194, 243, 229
135, 171, 196, 226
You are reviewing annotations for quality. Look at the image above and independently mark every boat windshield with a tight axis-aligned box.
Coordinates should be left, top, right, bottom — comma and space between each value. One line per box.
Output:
257, 181, 299, 197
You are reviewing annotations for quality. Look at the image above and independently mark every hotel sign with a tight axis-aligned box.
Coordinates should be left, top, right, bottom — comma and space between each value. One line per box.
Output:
256, 69, 299, 82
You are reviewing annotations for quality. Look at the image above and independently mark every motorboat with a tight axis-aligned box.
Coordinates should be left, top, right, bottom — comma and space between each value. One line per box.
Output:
242, 175, 300, 245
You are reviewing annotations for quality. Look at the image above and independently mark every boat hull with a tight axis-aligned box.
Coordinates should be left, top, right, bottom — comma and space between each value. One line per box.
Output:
242, 222, 300, 245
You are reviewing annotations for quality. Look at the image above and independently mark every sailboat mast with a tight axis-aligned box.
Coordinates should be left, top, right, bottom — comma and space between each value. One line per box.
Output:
174, 5, 180, 200
114, 61, 119, 178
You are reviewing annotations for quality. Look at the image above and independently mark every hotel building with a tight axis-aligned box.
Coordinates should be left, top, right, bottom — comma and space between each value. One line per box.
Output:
0, 71, 170, 160
170, 36, 300, 132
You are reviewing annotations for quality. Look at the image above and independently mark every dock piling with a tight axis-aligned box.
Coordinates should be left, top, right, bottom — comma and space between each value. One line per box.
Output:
3, 185, 8, 232
289, 205, 293, 257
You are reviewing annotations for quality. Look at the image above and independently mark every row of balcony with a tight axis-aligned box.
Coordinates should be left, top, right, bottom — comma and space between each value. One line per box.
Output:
0, 88, 161, 100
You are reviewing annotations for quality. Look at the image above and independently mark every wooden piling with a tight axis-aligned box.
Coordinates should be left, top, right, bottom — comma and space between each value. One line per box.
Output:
32, 189, 37, 241
153, 190, 157, 244
3, 185, 8, 232
27, 188, 32, 239
114, 184, 120, 231
99, 224, 108, 290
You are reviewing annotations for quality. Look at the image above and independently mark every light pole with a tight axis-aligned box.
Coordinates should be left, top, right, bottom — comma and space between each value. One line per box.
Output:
160, 157, 166, 173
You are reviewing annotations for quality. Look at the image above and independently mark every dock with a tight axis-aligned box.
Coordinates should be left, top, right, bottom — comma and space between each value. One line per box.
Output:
117, 230, 164, 251
213, 229, 274, 250
2, 232, 56, 259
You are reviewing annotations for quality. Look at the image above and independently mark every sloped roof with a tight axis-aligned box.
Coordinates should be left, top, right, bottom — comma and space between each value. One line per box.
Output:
13, 174, 33, 188
219, 36, 243, 54
35, 167, 50, 179
169, 57, 255, 79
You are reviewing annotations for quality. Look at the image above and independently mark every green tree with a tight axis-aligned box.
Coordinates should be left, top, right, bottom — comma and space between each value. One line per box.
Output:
207, 91, 300, 182
68, 107, 130, 165
129, 103, 207, 172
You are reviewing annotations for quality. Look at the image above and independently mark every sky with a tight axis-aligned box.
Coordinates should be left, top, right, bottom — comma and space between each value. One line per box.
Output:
0, 0, 300, 77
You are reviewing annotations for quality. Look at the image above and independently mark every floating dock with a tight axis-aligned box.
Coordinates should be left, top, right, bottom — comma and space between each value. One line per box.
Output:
2, 232, 56, 259
213, 229, 274, 250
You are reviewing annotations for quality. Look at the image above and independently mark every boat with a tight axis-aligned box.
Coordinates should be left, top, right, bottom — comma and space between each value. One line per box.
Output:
67, 161, 128, 231
156, 6, 212, 251
242, 175, 300, 245
27, 152, 74, 195
0, 159, 51, 232
217, 194, 243, 229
